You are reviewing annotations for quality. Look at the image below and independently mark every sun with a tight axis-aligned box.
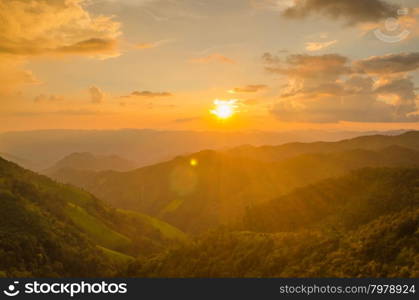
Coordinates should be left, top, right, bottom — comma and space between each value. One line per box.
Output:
210, 99, 238, 120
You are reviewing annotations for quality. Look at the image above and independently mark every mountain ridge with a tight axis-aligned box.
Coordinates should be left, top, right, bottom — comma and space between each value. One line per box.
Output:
133, 168, 419, 278
48, 137, 419, 233
44, 152, 138, 174
0, 155, 187, 276
0, 129, 412, 170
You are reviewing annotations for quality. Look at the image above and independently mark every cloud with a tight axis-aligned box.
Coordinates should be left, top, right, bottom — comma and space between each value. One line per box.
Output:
305, 40, 338, 51
0, 0, 121, 94
89, 86, 105, 104
135, 39, 173, 49
124, 90, 173, 98
189, 53, 236, 64
55, 38, 118, 57
264, 53, 351, 82
0, 0, 121, 57
252, 0, 295, 11
34, 94, 64, 103
136, 43, 161, 50
0, 56, 40, 95
353, 52, 419, 75
282, 0, 398, 25
264, 51, 419, 123
229, 85, 267, 93
262, 52, 283, 64
374, 77, 417, 115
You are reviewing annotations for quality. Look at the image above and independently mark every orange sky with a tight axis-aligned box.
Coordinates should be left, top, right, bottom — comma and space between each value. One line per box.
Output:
1, 0, 419, 132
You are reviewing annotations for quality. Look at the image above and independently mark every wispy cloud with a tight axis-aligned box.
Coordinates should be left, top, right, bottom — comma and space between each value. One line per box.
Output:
34, 94, 64, 103
282, 0, 398, 26
135, 39, 174, 49
229, 85, 268, 93
123, 90, 173, 98
89, 86, 106, 104
305, 40, 338, 51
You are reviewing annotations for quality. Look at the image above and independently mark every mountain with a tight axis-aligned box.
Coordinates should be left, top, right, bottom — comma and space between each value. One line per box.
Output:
1, 140, 419, 277
49, 144, 419, 233
227, 131, 419, 163
0, 156, 186, 277
0, 129, 408, 170
242, 167, 419, 232
0, 152, 41, 171
45, 152, 137, 173
133, 168, 419, 278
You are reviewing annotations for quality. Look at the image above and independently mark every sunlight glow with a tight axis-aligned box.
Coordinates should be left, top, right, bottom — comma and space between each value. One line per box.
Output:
210, 99, 238, 120
190, 158, 198, 167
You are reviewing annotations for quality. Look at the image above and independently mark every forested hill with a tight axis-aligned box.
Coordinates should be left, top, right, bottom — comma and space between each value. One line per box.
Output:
50, 145, 419, 233
0, 156, 186, 277
133, 168, 419, 278
227, 131, 419, 162
242, 168, 419, 232
1, 157, 418, 278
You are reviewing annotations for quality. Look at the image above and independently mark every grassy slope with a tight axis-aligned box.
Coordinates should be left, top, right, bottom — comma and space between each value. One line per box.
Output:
66, 203, 131, 251
97, 246, 134, 265
0, 156, 187, 276
118, 209, 188, 242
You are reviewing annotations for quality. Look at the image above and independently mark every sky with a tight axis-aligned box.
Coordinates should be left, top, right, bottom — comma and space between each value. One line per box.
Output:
1, 0, 419, 132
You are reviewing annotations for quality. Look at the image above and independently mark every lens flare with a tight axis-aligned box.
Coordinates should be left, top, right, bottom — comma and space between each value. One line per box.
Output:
190, 158, 198, 167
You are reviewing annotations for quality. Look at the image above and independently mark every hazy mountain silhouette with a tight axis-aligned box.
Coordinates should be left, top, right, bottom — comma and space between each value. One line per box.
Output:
227, 131, 419, 162
49, 134, 419, 233
0, 129, 409, 170
45, 152, 138, 174
0, 152, 41, 170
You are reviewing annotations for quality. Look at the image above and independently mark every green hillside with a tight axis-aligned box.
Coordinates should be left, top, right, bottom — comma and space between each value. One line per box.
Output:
0, 156, 186, 276
242, 168, 419, 232
1, 148, 418, 278
134, 168, 419, 278
117, 209, 188, 242
51, 145, 419, 233
66, 203, 132, 251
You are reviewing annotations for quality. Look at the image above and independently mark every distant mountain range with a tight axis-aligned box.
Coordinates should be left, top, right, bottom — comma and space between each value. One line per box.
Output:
44, 152, 138, 174
0, 152, 42, 171
1, 130, 419, 278
0, 129, 411, 171
49, 131, 419, 233
227, 131, 419, 162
